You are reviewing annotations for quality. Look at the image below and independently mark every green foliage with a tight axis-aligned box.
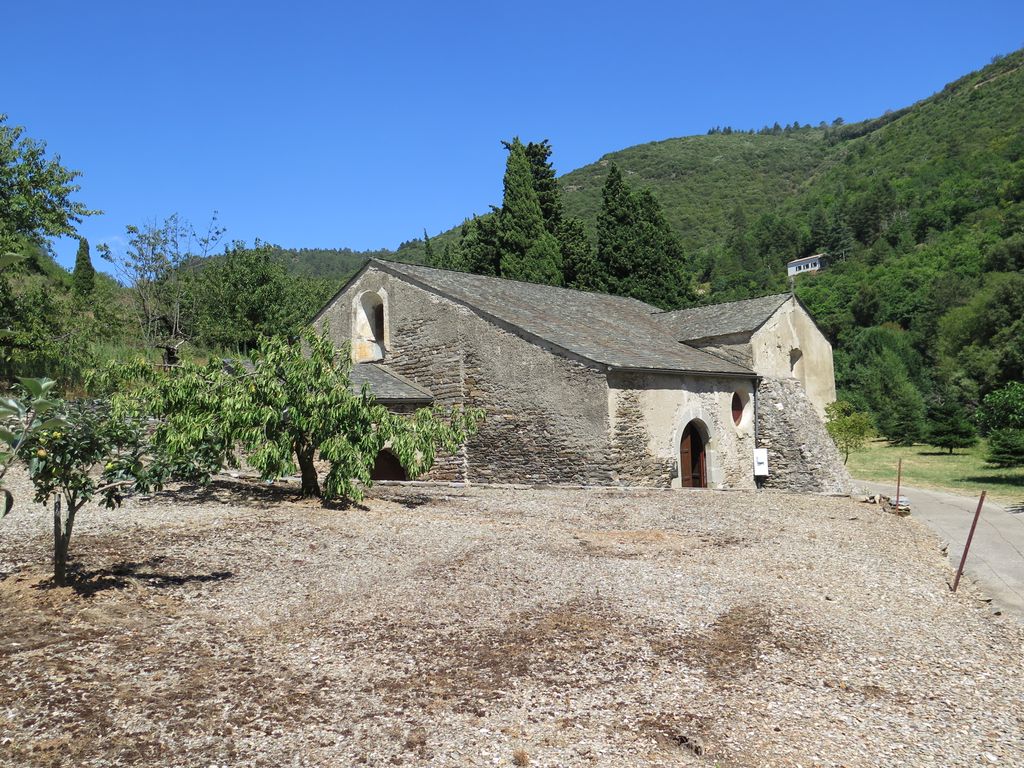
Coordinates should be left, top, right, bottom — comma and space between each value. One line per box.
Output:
99, 329, 484, 501
0, 114, 98, 252
72, 238, 95, 296
497, 138, 563, 285
8, 385, 155, 585
559, 216, 601, 292
0, 377, 64, 517
938, 272, 1024, 394
0, 245, 125, 386
883, 378, 929, 446
977, 382, 1024, 468
191, 241, 333, 352
595, 166, 688, 308
99, 212, 226, 344
512, 138, 562, 235
836, 325, 928, 445
824, 400, 875, 463
926, 393, 978, 454
985, 428, 1024, 468
978, 381, 1024, 433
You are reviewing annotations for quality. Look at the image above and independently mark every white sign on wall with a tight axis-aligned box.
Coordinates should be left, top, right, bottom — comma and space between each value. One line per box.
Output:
753, 448, 769, 477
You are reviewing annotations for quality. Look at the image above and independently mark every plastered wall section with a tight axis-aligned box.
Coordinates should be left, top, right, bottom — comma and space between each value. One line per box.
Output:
315, 267, 615, 485
750, 298, 836, 419
607, 371, 757, 490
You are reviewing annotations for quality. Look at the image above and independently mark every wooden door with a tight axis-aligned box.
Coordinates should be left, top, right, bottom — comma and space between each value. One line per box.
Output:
679, 422, 707, 488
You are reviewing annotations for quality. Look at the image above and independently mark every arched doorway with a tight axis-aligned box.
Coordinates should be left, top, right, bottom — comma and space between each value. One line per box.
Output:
679, 421, 707, 488
371, 450, 408, 481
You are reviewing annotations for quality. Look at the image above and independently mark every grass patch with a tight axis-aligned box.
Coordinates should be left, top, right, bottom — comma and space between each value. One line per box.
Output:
847, 439, 1024, 506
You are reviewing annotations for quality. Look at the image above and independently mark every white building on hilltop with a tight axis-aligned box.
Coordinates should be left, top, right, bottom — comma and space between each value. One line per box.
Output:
787, 254, 825, 277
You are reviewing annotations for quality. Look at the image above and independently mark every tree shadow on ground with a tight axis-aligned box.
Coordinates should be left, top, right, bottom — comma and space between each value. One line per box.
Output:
917, 450, 962, 457
958, 475, 1024, 490
32, 556, 233, 597
367, 489, 433, 509
160, 477, 304, 505
158, 477, 370, 511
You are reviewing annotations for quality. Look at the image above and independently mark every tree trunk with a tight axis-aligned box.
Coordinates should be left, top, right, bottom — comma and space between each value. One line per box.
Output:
295, 441, 320, 498
52, 496, 79, 587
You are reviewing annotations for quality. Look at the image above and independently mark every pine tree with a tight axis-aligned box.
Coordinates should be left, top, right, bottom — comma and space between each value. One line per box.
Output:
423, 229, 438, 267
595, 166, 688, 308
595, 165, 635, 290
496, 139, 562, 285
927, 395, 978, 454
72, 237, 96, 296
986, 428, 1024, 467
519, 139, 561, 235
461, 215, 501, 276
559, 217, 603, 292
629, 189, 687, 308
881, 378, 928, 446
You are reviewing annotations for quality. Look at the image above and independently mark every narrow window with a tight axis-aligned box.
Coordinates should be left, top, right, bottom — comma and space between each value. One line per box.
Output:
731, 392, 743, 425
372, 302, 385, 343
353, 291, 386, 363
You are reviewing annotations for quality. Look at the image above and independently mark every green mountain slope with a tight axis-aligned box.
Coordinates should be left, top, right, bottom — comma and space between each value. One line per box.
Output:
558, 130, 828, 253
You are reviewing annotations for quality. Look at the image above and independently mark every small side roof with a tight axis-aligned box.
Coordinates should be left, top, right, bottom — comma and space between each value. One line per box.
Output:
349, 363, 433, 404
366, 259, 753, 377
787, 253, 825, 266
652, 293, 791, 342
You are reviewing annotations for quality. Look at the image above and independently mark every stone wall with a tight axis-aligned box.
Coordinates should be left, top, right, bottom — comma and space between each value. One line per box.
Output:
756, 376, 852, 494
750, 298, 836, 419
608, 386, 675, 487
317, 266, 614, 485
608, 371, 757, 490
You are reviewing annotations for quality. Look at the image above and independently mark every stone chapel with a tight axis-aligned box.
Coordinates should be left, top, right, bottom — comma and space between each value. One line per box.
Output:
314, 259, 851, 494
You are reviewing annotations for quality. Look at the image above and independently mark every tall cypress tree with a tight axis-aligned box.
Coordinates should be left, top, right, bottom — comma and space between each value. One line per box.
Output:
503, 138, 561, 234
596, 166, 687, 309
72, 237, 96, 296
461, 215, 500, 276
496, 138, 562, 285
595, 165, 635, 289
560, 216, 603, 293
631, 189, 688, 308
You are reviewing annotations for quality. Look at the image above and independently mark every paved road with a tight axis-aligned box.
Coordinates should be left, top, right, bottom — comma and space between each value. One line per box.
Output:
857, 481, 1024, 621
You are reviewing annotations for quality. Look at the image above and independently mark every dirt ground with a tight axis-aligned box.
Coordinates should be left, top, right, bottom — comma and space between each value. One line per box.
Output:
1, 472, 1022, 767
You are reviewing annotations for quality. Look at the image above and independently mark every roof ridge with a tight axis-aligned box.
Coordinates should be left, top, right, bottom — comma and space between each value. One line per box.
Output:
652, 292, 791, 317
370, 258, 663, 312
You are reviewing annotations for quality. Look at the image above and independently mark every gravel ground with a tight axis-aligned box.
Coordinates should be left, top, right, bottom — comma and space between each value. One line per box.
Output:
1, 469, 1022, 768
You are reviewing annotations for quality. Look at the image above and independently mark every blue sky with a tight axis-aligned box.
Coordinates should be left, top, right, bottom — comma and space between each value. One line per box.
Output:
8, 1, 1024, 272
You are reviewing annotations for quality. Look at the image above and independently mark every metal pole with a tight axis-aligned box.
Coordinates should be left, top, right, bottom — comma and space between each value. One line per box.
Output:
952, 491, 986, 593
895, 458, 902, 512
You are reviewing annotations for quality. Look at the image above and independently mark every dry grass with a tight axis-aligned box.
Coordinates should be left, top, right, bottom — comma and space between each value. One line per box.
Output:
848, 438, 1024, 506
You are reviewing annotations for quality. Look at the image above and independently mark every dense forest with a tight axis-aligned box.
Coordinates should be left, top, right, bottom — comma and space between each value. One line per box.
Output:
2, 49, 1023, 461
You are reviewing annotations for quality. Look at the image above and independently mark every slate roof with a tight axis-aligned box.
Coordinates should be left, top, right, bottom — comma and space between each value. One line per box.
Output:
652, 293, 792, 342
349, 363, 433, 403
369, 260, 753, 377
